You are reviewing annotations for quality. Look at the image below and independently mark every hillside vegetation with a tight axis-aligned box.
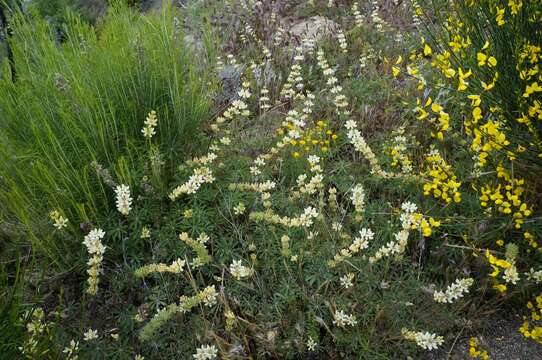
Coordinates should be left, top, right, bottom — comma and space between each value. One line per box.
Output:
1, 0, 541, 359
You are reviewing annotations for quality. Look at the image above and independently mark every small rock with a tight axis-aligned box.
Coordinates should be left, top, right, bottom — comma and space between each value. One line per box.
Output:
289, 16, 339, 44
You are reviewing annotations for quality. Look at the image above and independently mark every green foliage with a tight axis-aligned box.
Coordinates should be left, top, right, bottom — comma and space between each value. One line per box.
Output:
27, 0, 107, 25
0, 2, 213, 269
0, 258, 25, 358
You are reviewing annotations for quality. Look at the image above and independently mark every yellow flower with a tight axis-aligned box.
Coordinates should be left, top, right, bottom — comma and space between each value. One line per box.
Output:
488, 56, 497, 67
424, 43, 433, 57
477, 52, 487, 66
523, 82, 542, 98
496, 7, 506, 26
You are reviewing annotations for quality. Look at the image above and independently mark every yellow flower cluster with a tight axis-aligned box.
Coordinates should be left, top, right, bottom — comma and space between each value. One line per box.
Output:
519, 293, 542, 344
277, 119, 338, 158
415, 97, 450, 141
471, 119, 510, 168
516, 42, 542, 153
385, 128, 413, 174
410, 212, 441, 237
422, 150, 461, 204
485, 250, 518, 293
524, 231, 540, 251
479, 166, 531, 228
229, 181, 276, 207
468, 337, 489, 359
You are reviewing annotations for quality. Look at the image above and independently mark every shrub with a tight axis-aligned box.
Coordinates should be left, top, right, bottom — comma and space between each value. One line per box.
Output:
399, 0, 542, 344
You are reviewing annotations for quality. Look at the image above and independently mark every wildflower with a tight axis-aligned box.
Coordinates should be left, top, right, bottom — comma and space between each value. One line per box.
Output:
328, 187, 339, 212
259, 87, 271, 111
352, 2, 364, 27
229, 260, 254, 280
297, 173, 324, 195
307, 337, 317, 351
503, 265, 520, 284
523, 82, 542, 98
49, 210, 69, 230
337, 29, 348, 54
402, 328, 444, 350
423, 43, 432, 57
238, 87, 251, 99
370, 203, 418, 263
83, 329, 98, 342
299, 206, 319, 227
18, 308, 50, 357
433, 278, 474, 303
134, 258, 185, 278
169, 167, 215, 200
526, 268, 542, 283
200, 285, 218, 307
331, 222, 343, 232
422, 149, 461, 203
371, 0, 387, 33
179, 232, 212, 268
62, 339, 79, 360
233, 202, 246, 215
142, 110, 158, 139
333, 310, 357, 327
115, 184, 132, 216
508, 0, 522, 15
141, 227, 151, 239
345, 119, 393, 178
340, 273, 355, 289
193, 344, 218, 360
519, 293, 542, 344
391, 55, 403, 77
83, 228, 106, 295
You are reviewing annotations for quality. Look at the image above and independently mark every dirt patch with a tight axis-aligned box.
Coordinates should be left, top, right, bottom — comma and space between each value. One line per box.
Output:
427, 315, 542, 360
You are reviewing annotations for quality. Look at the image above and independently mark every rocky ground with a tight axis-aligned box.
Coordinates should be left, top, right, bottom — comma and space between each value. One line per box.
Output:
428, 315, 541, 360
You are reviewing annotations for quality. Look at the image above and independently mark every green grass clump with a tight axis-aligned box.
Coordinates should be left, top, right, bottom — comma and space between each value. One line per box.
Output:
0, 2, 213, 269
